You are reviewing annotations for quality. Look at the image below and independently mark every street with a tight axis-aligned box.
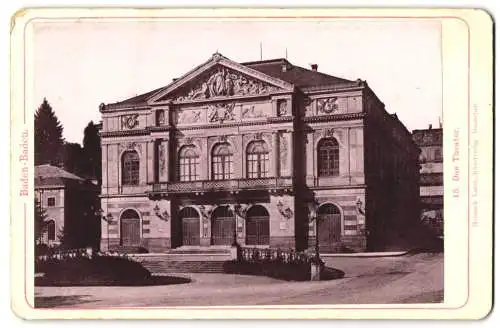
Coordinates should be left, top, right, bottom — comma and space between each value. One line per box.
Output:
34, 252, 443, 308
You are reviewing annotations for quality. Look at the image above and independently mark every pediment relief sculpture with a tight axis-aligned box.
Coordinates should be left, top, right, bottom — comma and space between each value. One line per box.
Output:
174, 67, 280, 102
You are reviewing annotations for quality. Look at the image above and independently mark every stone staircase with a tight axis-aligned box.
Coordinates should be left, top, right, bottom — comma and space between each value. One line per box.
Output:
128, 247, 233, 274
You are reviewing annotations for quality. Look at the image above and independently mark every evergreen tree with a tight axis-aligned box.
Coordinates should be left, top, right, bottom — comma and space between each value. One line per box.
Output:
34, 98, 64, 165
83, 121, 102, 182
62, 142, 86, 176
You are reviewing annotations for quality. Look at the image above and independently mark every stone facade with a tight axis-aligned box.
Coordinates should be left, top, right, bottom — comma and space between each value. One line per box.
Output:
99, 53, 420, 253
412, 126, 443, 235
35, 164, 101, 248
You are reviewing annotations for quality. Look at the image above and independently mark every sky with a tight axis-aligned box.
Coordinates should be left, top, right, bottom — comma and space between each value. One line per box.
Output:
33, 19, 442, 144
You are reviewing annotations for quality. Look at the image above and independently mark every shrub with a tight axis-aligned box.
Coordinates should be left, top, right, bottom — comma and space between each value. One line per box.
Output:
36, 255, 152, 286
224, 247, 315, 281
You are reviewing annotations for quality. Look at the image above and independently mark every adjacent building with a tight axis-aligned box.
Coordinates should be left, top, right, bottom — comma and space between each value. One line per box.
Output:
99, 53, 421, 253
35, 164, 101, 248
412, 125, 444, 236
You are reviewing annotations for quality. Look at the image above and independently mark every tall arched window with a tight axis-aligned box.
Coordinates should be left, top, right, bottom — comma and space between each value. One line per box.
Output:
318, 138, 340, 177
122, 151, 140, 185
46, 220, 56, 241
246, 141, 269, 178
212, 143, 233, 180
178, 145, 200, 181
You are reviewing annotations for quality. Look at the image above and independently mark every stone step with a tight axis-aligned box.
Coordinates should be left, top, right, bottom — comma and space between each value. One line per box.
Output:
136, 260, 227, 273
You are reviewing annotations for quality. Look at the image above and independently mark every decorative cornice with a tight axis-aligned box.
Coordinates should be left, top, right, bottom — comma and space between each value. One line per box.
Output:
147, 126, 172, 132
100, 129, 150, 138
101, 104, 151, 112
266, 116, 294, 123
301, 82, 365, 95
304, 112, 365, 123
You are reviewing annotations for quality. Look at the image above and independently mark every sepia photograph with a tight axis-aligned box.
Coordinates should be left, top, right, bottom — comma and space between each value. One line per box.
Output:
9, 8, 493, 320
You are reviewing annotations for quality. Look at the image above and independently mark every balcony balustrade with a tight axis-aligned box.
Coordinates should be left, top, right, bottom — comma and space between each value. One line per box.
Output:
151, 177, 293, 194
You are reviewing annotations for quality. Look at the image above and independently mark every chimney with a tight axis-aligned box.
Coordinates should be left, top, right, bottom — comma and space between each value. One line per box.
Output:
281, 62, 288, 72
428, 124, 433, 130
310, 64, 318, 71
172, 78, 178, 82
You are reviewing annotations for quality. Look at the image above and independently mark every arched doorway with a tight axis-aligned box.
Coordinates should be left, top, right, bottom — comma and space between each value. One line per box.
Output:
245, 205, 270, 245
179, 207, 200, 246
120, 209, 141, 246
317, 203, 342, 247
211, 206, 235, 245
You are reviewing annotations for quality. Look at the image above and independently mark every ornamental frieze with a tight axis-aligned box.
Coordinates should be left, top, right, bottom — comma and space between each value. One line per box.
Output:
241, 105, 264, 119
174, 67, 279, 102
177, 109, 203, 124
121, 114, 139, 129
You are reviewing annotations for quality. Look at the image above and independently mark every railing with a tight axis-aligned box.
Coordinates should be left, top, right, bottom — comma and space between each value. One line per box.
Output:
152, 177, 293, 193
239, 247, 313, 265
36, 247, 94, 262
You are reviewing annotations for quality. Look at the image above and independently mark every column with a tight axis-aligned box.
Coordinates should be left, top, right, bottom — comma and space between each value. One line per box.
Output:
102, 144, 108, 192
159, 138, 169, 182
287, 130, 294, 176
147, 140, 155, 184
272, 132, 279, 177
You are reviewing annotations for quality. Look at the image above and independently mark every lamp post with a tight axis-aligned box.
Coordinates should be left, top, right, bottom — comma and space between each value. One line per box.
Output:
308, 202, 320, 262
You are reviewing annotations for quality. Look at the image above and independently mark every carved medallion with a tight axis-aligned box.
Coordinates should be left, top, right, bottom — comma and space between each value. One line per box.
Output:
175, 67, 279, 102
121, 114, 139, 129
317, 97, 338, 114
208, 103, 235, 123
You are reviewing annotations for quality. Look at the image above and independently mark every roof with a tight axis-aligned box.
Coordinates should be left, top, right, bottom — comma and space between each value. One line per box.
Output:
35, 164, 84, 187
103, 57, 356, 110
242, 58, 354, 87
412, 128, 443, 147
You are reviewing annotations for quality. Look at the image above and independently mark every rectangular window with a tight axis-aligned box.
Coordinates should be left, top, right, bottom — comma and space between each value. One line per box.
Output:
47, 197, 55, 207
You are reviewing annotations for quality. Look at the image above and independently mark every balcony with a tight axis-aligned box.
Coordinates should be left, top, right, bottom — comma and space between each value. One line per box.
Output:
150, 177, 293, 195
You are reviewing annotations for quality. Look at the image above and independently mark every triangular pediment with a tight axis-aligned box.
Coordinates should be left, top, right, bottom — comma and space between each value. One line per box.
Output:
148, 53, 294, 104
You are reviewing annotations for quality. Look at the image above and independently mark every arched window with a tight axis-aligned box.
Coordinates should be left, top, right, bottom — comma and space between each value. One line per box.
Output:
211, 143, 233, 180
246, 141, 269, 178
318, 138, 340, 177
122, 151, 140, 185
46, 220, 56, 241
178, 145, 200, 181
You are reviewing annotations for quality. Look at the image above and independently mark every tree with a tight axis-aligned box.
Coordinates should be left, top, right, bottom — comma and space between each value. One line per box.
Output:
83, 121, 102, 182
34, 197, 47, 245
61, 142, 86, 176
34, 98, 64, 165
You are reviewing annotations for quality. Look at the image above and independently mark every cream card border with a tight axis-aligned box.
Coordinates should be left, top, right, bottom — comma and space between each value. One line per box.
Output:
9, 7, 493, 320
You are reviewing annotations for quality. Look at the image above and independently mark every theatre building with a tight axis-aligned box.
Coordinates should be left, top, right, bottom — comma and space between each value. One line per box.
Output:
99, 53, 420, 253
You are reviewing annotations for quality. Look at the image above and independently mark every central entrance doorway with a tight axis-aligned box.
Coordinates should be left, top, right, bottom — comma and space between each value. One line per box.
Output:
179, 207, 200, 246
120, 209, 141, 246
245, 205, 270, 245
317, 203, 342, 248
211, 206, 235, 245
